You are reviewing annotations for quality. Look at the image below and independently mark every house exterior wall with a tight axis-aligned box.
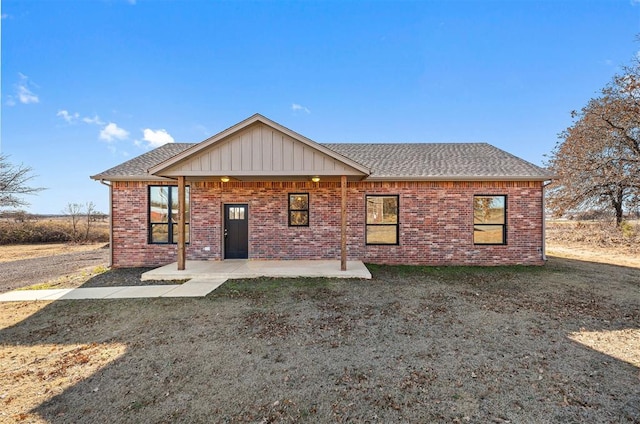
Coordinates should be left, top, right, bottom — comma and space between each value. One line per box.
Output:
110, 180, 544, 268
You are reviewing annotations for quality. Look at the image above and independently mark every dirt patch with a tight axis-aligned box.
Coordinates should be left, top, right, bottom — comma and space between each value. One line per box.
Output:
0, 248, 110, 293
0, 246, 181, 293
1, 257, 638, 423
0, 243, 107, 263
546, 221, 640, 268
547, 245, 640, 268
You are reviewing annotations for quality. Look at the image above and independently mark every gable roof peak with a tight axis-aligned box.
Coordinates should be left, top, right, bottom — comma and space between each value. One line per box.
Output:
147, 114, 371, 177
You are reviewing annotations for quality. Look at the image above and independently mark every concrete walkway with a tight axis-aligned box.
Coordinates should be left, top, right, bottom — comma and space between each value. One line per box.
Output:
0, 278, 228, 302
0, 260, 371, 302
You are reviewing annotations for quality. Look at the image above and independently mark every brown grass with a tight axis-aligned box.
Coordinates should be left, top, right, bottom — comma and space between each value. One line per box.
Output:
1, 222, 638, 422
1, 256, 639, 422
546, 220, 640, 268
0, 217, 109, 245
0, 243, 107, 263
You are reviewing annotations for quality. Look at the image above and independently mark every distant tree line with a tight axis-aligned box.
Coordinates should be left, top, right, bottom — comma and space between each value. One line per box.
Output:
1, 154, 108, 244
61, 202, 108, 242
0, 204, 109, 244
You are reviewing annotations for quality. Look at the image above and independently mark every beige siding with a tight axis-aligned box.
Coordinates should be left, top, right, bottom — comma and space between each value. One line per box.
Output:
164, 123, 364, 177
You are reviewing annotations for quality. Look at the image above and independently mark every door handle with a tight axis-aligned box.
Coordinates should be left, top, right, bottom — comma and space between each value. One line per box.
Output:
224, 228, 228, 238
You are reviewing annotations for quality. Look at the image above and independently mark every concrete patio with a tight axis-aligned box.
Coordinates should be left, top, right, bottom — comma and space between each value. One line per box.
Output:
142, 259, 372, 281
0, 260, 371, 302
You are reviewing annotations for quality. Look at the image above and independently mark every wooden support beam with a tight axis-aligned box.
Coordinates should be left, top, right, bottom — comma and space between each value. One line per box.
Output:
177, 176, 186, 271
341, 175, 347, 271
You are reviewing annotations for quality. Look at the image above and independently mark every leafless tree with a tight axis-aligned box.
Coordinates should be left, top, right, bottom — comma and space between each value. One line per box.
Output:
0, 154, 44, 209
63, 203, 84, 242
84, 201, 96, 241
547, 65, 640, 225
599, 59, 640, 157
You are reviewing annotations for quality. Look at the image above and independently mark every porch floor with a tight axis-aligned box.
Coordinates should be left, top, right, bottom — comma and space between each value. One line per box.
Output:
142, 260, 372, 281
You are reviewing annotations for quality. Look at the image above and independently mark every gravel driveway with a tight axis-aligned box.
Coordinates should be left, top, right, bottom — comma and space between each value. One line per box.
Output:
0, 248, 109, 293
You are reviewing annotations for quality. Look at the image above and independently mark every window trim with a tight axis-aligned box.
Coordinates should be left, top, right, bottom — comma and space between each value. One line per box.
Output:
288, 192, 310, 227
365, 194, 400, 245
473, 194, 507, 245
148, 185, 190, 245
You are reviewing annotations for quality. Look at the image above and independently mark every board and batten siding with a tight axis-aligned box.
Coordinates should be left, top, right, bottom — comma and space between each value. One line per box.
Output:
160, 123, 363, 177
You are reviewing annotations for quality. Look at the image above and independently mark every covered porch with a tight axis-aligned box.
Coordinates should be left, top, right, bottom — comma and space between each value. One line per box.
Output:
142, 259, 372, 281
147, 114, 371, 273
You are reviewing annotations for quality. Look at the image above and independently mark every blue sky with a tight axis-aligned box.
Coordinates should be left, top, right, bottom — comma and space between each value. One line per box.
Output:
2, 0, 640, 214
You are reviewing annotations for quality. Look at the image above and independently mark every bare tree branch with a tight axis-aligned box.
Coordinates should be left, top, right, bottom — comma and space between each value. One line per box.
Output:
0, 154, 45, 209
547, 64, 640, 225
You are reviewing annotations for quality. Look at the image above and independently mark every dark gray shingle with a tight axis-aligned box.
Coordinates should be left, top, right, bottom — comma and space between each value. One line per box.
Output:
92, 142, 551, 180
91, 143, 194, 179
323, 143, 550, 179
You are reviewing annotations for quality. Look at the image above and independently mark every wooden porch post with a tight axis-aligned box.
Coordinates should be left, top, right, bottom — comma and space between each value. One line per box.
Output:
341, 175, 347, 271
177, 176, 186, 271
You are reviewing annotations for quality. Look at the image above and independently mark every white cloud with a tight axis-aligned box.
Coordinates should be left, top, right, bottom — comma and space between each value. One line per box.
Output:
55, 109, 174, 153
83, 115, 105, 125
141, 128, 175, 148
17, 85, 39, 104
7, 73, 40, 105
57, 110, 80, 123
100, 122, 129, 142
56, 110, 104, 125
292, 103, 310, 114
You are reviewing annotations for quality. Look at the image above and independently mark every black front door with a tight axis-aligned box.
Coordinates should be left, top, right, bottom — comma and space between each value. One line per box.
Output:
224, 204, 248, 259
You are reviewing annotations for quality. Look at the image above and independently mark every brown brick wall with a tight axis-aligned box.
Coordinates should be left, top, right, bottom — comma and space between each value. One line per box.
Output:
111, 180, 544, 267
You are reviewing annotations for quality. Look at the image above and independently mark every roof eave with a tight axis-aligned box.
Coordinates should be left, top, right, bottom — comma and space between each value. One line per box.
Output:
365, 175, 554, 182
92, 174, 554, 182
90, 174, 176, 182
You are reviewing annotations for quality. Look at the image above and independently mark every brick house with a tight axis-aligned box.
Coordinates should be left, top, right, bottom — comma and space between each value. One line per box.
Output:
91, 114, 552, 269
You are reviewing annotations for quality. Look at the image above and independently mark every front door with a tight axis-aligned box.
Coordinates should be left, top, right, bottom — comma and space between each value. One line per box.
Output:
224, 204, 248, 259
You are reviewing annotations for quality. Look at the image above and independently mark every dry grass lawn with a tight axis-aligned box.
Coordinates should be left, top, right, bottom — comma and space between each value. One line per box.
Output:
0, 243, 106, 263
1, 255, 639, 423
546, 220, 640, 268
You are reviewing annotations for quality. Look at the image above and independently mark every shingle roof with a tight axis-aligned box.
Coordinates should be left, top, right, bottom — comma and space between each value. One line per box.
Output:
92, 142, 551, 181
323, 143, 551, 180
91, 143, 194, 180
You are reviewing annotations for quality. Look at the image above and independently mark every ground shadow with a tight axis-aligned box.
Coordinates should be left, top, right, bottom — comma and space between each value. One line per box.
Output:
78, 267, 177, 288
0, 257, 639, 422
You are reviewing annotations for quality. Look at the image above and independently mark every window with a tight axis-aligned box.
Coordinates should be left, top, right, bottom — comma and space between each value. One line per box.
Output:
227, 206, 245, 220
473, 195, 506, 244
366, 195, 399, 245
288, 193, 309, 226
149, 185, 190, 244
